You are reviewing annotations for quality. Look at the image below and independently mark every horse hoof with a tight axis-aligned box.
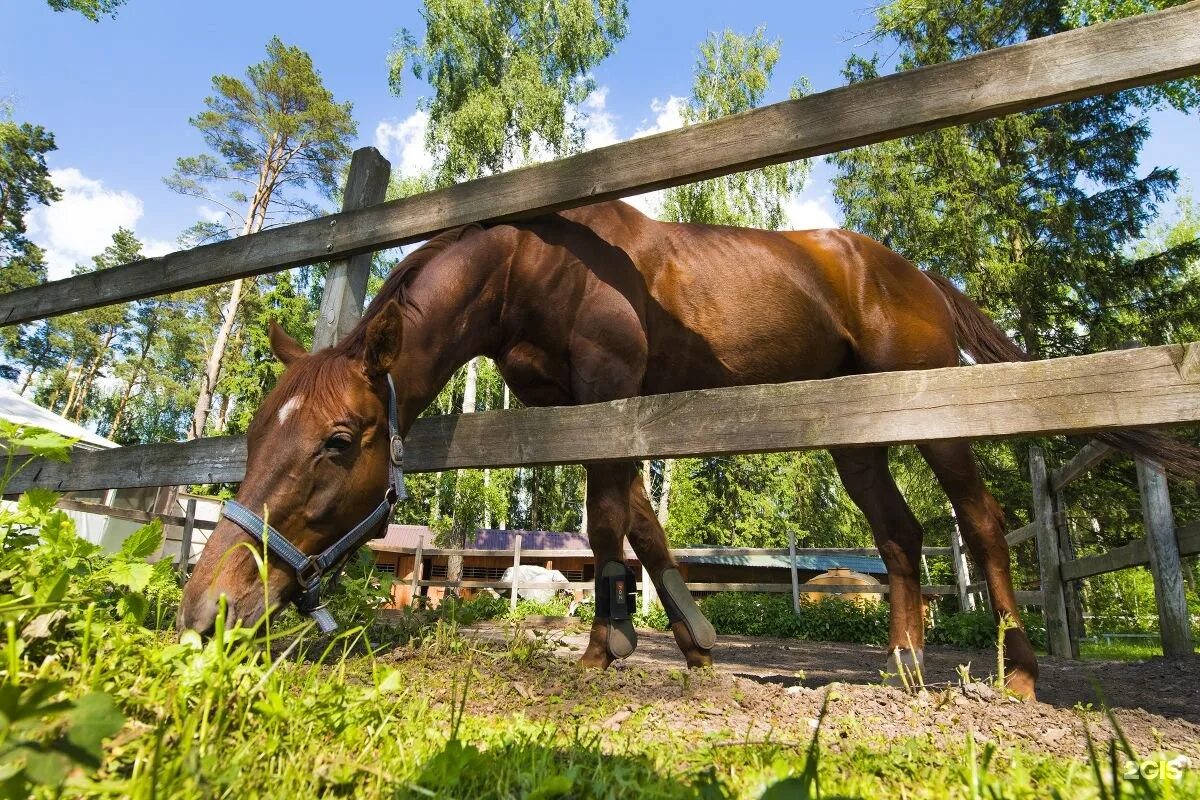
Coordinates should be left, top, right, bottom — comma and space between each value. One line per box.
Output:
1005, 671, 1037, 701
685, 649, 713, 669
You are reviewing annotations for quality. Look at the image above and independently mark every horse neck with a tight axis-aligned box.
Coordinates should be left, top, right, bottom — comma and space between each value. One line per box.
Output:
390, 237, 506, 426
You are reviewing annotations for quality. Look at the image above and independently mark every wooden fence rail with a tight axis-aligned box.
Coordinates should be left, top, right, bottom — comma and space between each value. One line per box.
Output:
10, 342, 1200, 493
2, 3, 1199, 325
1009, 439, 1198, 660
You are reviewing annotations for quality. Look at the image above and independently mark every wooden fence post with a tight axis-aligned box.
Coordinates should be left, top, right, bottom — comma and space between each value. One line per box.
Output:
510, 533, 523, 612
178, 497, 196, 579
1135, 458, 1193, 658
788, 528, 801, 614
1030, 446, 1074, 659
410, 535, 423, 608
949, 510, 977, 612
1054, 489, 1084, 658
312, 147, 391, 351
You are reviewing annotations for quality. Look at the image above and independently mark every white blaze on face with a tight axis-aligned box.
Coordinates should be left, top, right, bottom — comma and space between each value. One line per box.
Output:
277, 395, 304, 426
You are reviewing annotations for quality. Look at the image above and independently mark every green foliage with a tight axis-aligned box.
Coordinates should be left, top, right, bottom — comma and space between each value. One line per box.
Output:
44, 0, 126, 21
660, 27, 808, 230
324, 551, 397, 629
167, 36, 357, 236
0, 685, 123, 799
699, 593, 890, 644
927, 609, 1001, 650
389, 0, 629, 184
0, 119, 58, 272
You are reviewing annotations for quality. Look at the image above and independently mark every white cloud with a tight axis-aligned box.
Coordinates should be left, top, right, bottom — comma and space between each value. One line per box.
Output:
632, 96, 687, 139
374, 110, 435, 179
579, 87, 618, 151
785, 192, 841, 230
27, 168, 149, 280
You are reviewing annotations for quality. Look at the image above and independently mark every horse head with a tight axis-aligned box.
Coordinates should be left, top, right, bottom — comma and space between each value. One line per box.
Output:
177, 301, 405, 634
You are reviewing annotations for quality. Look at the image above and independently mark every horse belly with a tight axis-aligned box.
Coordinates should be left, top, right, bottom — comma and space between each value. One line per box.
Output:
643, 283, 850, 393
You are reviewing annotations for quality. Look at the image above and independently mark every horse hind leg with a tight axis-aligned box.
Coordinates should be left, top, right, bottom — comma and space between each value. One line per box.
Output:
829, 447, 928, 679
918, 440, 1038, 699
627, 474, 716, 668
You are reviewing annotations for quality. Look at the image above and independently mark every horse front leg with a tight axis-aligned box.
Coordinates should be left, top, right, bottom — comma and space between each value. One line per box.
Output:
627, 474, 715, 668
579, 462, 640, 668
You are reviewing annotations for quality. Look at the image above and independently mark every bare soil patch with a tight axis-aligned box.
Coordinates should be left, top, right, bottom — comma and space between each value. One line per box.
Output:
417, 623, 1200, 763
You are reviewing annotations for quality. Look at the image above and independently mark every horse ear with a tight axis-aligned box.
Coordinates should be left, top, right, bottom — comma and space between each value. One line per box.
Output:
363, 300, 404, 376
269, 321, 307, 366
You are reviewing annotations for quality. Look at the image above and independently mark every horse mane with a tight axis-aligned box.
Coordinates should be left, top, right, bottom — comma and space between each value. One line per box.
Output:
337, 223, 484, 356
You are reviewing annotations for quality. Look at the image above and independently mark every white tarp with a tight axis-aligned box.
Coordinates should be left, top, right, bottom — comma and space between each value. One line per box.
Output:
501, 564, 568, 603
0, 386, 117, 451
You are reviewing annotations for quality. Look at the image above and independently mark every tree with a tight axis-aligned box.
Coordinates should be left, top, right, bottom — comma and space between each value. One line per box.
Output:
655, 28, 815, 547
167, 37, 356, 439
660, 28, 808, 229
388, 0, 629, 185
388, 0, 629, 577
44, 0, 126, 21
831, 0, 1198, 360
0, 120, 58, 286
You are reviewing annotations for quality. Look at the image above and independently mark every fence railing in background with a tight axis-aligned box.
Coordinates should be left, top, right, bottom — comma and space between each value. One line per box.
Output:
1017, 442, 1198, 659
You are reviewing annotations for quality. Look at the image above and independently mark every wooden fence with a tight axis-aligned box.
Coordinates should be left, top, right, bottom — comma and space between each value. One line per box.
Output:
373, 530, 970, 615
1013, 442, 1199, 659
3, 5, 1200, 650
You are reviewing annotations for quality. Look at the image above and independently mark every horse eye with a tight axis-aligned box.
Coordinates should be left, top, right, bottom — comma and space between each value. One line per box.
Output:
324, 433, 353, 452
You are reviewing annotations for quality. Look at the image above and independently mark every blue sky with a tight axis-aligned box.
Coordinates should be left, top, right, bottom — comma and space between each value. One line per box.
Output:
4, 0, 1197, 280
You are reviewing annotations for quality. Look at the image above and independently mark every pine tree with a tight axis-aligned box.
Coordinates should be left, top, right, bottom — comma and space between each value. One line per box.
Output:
167, 37, 356, 439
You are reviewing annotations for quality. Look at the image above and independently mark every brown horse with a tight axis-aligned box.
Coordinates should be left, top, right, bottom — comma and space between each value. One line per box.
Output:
177, 199, 1191, 699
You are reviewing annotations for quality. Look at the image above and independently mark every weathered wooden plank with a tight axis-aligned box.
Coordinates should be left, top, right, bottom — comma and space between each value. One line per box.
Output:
53, 498, 218, 531
1061, 537, 1149, 582
1050, 440, 1116, 493
1031, 447, 1074, 658
179, 497, 197, 576
1135, 458, 1193, 658
9, 343, 1200, 493
312, 147, 392, 351
1015, 591, 1045, 606
1005, 523, 1038, 547
5, 4, 1200, 325
1060, 521, 1200, 581
368, 544, 949, 559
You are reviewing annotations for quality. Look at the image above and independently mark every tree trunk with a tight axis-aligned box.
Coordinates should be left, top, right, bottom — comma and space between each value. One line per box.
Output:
190, 278, 244, 439
47, 359, 74, 412
109, 317, 158, 437
187, 178, 271, 440
446, 358, 480, 594
657, 459, 673, 529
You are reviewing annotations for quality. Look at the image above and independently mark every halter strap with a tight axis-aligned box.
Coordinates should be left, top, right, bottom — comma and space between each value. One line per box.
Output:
220, 374, 407, 633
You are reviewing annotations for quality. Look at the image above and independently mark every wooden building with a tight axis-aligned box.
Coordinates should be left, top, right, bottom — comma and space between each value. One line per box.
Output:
368, 525, 887, 608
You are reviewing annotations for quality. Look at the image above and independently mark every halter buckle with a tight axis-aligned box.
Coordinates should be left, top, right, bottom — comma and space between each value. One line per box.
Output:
390, 435, 404, 466
295, 556, 322, 590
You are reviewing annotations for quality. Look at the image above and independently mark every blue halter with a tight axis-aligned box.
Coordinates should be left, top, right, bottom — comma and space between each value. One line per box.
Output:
220, 374, 407, 633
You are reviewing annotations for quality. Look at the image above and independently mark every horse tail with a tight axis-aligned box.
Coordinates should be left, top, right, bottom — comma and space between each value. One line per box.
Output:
924, 271, 1200, 479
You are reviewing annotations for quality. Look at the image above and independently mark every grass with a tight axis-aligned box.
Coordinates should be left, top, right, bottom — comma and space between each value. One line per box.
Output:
1079, 638, 1200, 662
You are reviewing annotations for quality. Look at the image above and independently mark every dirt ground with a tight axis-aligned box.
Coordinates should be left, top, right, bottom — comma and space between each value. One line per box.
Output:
443, 623, 1200, 763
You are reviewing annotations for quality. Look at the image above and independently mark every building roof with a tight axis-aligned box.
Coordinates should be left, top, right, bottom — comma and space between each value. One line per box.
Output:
0, 386, 118, 451
676, 553, 886, 575
369, 524, 885, 572
371, 525, 636, 558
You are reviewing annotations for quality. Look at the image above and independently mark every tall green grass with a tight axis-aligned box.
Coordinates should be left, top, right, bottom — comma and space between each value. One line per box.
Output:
1, 421, 1197, 798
